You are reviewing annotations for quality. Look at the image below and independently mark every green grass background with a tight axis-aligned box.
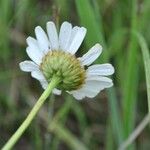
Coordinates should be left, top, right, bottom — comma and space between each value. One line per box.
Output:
0, 0, 150, 149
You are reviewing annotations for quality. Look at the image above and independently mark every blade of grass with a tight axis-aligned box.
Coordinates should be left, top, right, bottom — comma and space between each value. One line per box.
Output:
75, 0, 105, 47
106, 120, 115, 150
55, 0, 70, 21
71, 100, 87, 134
75, 0, 107, 62
15, 0, 30, 26
107, 88, 124, 145
135, 32, 150, 111
118, 114, 150, 150
118, 32, 150, 150
122, 0, 139, 140
32, 119, 42, 150
0, 0, 12, 60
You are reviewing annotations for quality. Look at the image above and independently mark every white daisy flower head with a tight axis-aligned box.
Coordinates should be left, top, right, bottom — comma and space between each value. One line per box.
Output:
19, 21, 115, 100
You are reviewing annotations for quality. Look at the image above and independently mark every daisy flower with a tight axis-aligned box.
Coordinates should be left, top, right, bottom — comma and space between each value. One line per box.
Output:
19, 21, 114, 100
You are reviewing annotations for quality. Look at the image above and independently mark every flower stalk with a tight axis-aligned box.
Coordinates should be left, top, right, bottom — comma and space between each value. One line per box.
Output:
2, 76, 60, 150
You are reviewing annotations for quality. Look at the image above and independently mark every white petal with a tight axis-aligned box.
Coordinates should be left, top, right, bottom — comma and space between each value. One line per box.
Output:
70, 76, 113, 100
65, 26, 79, 50
39, 78, 61, 95
86, 76, 113, 88
31, 70, 45, 81
26, 47, 43, 65
79, 44, 102, 66
19, 61, 39, 72
68, 90, 85, 100
26, 36, 44, 56
70, 83, 100, 99
59, 21, 72, 51
68, 26, 80, 44
35, 26, 50, 53
87, 64, 115, 76
78, 89, 98, 98
69, 88, 98, 100
40, 79, 48, 89
53, 88, 62, 95
69, 83, 98, 100
67, 27, 87, 54
46, 21, 59, 50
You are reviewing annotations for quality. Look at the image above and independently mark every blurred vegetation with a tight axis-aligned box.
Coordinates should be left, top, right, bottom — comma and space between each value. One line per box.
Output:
0, 0, 150, 149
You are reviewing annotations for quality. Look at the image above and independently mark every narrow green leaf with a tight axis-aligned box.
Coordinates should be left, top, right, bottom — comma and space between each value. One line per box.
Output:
122, 0, 139, 139
107, 88, 124, 145
71, 100, 87, 134
136, 32, 150, 112
75, 0, 106, 49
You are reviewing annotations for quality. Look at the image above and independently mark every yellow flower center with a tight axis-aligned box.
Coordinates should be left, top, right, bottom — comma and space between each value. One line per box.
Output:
40, 50, 86, 91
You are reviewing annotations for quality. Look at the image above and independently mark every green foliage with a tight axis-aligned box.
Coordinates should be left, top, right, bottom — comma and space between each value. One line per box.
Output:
136, 32, 150, 112
0, 0, 150, 149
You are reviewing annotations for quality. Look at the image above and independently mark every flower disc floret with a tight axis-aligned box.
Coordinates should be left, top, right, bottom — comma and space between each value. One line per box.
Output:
40, 50, 86, 91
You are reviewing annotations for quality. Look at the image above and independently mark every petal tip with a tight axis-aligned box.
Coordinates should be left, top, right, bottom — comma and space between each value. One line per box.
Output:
35, 26, 42, 34
46, 21, 54, 27
81, 27, 87, 33
111, 65, 115, 74
19, 62, 24, 71
95, 43, 102, 52
108, 64, 115, 75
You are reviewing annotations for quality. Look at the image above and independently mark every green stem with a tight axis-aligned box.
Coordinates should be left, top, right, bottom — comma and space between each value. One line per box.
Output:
2, 76, 60, 150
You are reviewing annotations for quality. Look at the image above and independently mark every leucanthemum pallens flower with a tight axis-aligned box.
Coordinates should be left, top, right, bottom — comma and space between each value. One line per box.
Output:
19, 21, 114, 100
